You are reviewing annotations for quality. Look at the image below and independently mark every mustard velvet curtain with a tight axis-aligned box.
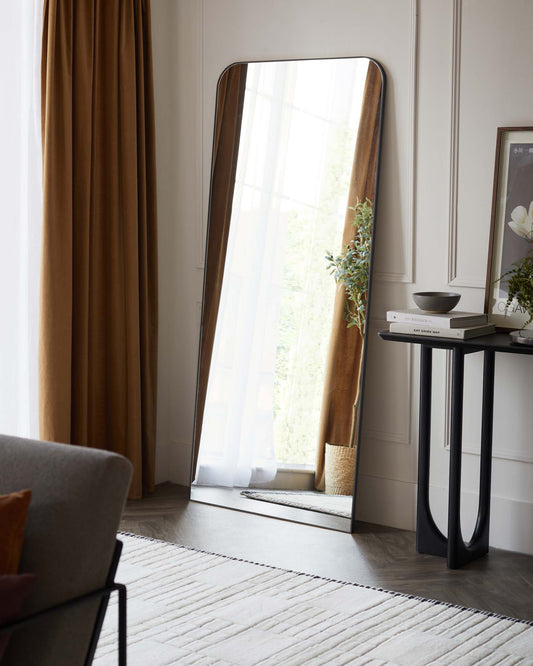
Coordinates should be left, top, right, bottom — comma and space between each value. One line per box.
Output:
314, 61, 383, 490
192, 64, 248, 477
39, 0, 158, 498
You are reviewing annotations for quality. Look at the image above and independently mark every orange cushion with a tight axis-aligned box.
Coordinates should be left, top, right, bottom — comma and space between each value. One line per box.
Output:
0, 490, 32, 575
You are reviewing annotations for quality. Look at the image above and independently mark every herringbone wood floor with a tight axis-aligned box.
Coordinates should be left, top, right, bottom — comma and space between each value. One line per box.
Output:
120, 483, 533, 622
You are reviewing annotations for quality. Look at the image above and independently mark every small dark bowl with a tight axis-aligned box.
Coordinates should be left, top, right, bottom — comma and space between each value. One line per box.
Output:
412, 291, 461, 313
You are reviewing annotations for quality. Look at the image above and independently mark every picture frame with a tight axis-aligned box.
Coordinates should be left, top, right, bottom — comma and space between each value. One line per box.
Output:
485, 126, 533, 330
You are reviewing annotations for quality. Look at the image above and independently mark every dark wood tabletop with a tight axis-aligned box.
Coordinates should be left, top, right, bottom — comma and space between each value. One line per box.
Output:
378, 330, 533, 355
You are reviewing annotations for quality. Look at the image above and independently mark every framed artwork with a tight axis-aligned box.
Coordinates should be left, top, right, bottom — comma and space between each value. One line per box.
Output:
485, 127, 533, 330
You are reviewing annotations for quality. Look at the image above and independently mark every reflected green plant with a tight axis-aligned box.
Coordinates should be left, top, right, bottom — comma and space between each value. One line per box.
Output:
325, 198, 373, 334
325, 198, 373, 449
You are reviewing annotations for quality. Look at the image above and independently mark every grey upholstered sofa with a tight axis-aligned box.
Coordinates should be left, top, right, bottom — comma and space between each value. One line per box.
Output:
0, 434, 132, 665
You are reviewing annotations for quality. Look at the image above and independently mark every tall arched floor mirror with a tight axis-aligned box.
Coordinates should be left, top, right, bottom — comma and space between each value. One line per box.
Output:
190, 57, 385, 532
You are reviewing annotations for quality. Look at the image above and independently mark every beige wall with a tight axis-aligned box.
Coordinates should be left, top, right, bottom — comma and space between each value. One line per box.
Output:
151, 0, 533, 555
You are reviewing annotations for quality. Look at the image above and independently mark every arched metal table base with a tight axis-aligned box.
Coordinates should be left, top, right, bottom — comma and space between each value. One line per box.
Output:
379, 331, 531, 569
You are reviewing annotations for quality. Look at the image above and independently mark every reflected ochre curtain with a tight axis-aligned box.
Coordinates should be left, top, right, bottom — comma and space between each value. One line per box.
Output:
39, 0, 158, 499
192, 64, 248, 477
315, 61, 383, 490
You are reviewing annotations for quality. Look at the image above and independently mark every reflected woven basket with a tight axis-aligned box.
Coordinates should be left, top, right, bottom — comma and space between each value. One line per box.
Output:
325, 443, 356, 495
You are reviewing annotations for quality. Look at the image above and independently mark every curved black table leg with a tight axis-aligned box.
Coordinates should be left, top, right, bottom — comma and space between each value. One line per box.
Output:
447, 347, 466, 568
470, 349, 495, 551
416, 345, 447, 557
447, 349, 495, 568
416, 346, 495, 568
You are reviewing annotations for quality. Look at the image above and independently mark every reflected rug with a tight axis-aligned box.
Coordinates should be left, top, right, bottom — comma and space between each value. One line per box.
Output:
240, 489, 352, 518
94, 534, 533, 666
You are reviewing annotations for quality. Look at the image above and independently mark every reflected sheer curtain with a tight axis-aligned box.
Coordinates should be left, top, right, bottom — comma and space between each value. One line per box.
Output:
39, 0, 158, 499
0, 1, 42, 439
195, 64, 280, 487
194, 65, 281, 485
193, 64, 248, 479
194, 197, 283, 486
195, 63, 295, 488
314, 61, 383, 490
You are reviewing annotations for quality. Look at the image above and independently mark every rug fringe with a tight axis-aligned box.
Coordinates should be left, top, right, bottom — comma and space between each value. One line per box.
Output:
118, 531, 533, 628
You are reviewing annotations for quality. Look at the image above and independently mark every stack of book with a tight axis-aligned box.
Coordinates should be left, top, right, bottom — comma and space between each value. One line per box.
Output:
386, 309, 495, 339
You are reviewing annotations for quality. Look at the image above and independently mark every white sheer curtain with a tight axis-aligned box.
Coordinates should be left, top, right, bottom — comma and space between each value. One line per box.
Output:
0, 0, 42, 438
194, 64, 289, 487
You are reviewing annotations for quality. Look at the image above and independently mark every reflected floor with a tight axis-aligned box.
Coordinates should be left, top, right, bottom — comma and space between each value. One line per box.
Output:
190, 486, 351, 531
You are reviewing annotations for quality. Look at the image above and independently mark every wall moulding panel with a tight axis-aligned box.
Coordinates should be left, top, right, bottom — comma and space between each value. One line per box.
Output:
363, 428, 412, 447
363, 320, 412, 448
447, 0, 485, 289
374, 0, 417, 285
448, 0, 533, 289
447, 0, 464, 287
441, 351, 533, 464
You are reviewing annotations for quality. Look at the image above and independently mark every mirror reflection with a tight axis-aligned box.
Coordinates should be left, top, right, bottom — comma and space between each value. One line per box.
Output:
191, 57, 385, 531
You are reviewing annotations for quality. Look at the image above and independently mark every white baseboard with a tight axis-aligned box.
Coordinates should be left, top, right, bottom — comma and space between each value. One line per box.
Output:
354, 474, 417, 531
354, 475, 533, 556
428, 485, 533, 556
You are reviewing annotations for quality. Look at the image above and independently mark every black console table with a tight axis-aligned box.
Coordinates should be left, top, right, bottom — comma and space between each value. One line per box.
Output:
378, 331, 532, 568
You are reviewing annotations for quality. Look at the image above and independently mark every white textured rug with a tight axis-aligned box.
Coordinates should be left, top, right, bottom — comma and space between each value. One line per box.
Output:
94, 534, 533, 665
240, 489, 352, 518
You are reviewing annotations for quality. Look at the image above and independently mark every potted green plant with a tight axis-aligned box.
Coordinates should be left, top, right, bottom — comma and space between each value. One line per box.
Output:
496, 203, 533, 328
500, 255, 533, 327
323, 198, 373, 495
